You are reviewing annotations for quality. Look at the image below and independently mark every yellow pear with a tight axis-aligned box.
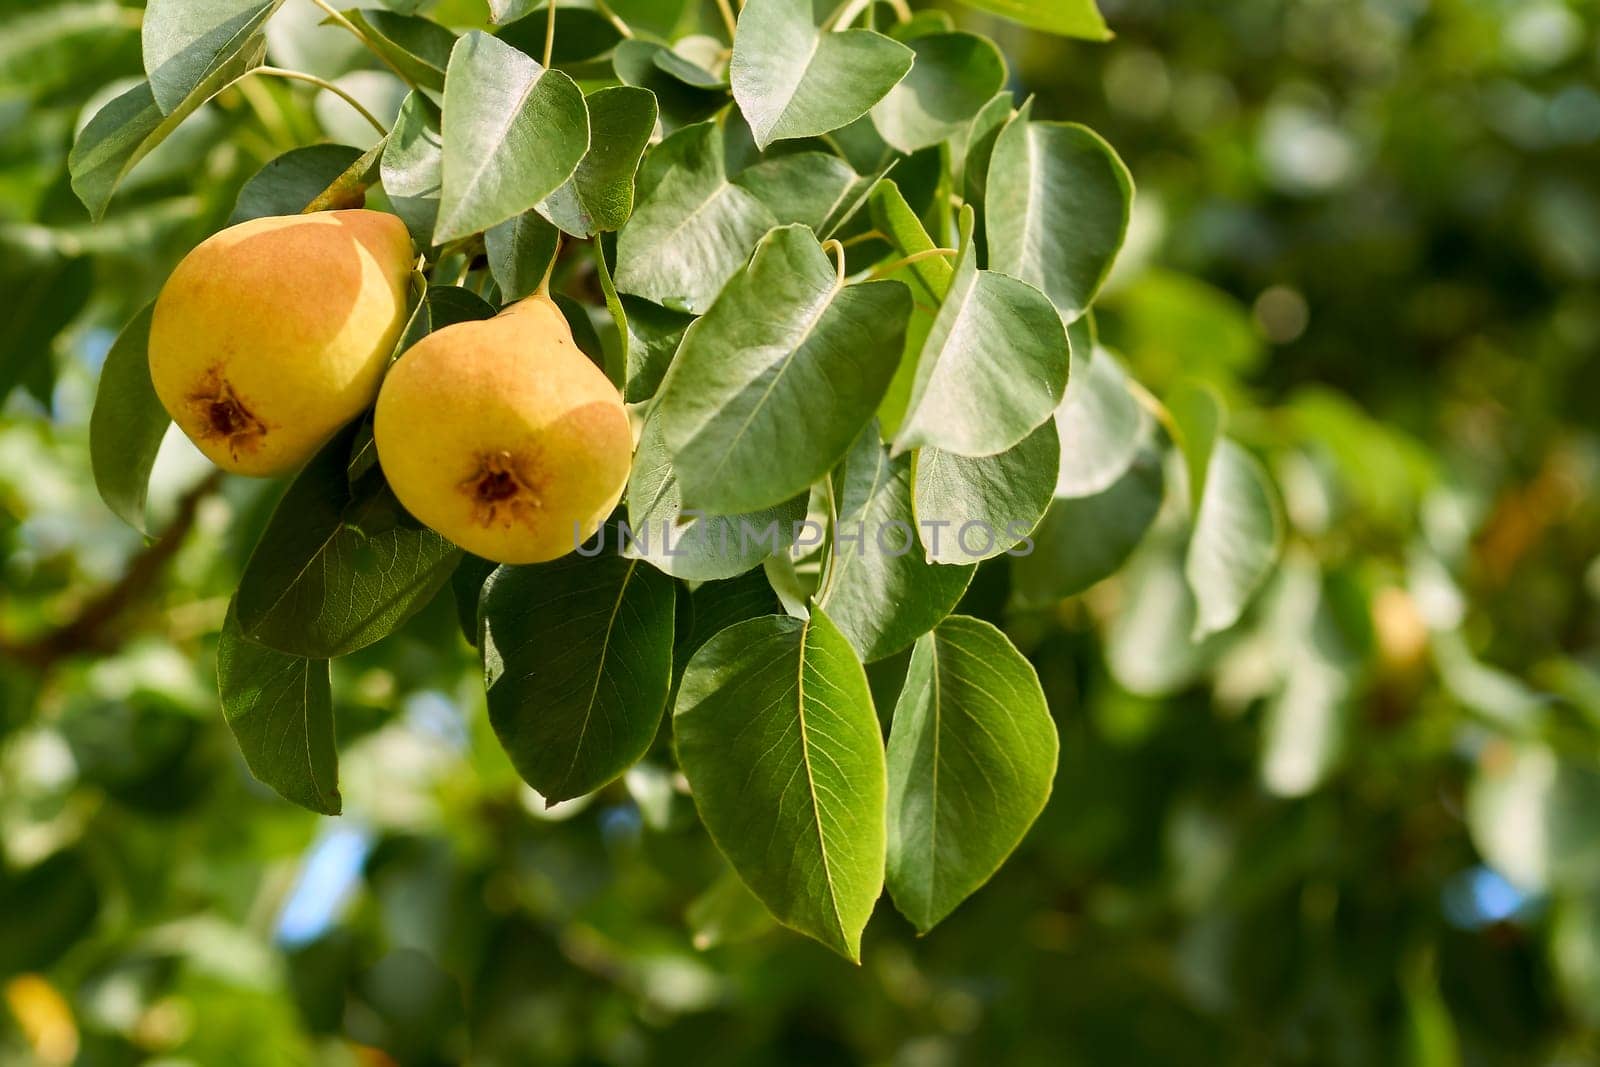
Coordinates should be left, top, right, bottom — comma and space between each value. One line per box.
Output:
148, 209, 414, 476
373, 294, 632, 565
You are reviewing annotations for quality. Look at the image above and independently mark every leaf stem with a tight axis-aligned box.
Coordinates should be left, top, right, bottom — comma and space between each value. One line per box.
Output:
593, 0, 634, 38
822, 239, 848, 286
714, 0, 738, 41
885, 0, 912, 21
827, 0, 873, 31
865, 246, 957, 281
255, 67, 389, 136
840, 229, 887, 248
543, 0, 558, 67
306, 0, 421, 91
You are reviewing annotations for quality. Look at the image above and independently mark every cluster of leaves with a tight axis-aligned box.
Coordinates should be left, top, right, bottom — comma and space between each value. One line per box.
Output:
69, 0, 1283, 959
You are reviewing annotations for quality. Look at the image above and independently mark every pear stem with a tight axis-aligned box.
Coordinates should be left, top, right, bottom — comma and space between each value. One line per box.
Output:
535, 235, 564, 297
256, 66, 389, 136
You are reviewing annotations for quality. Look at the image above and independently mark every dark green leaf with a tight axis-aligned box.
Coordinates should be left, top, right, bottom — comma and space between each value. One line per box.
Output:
0, 255, 91, 410
0, 850, 100, 975
870, 32, 1006, 154
235, 427, 461, 658
612, 38, 726, 134
90, 304, 169, 535
485, 209, 559, 301
482, 554, 676, 802
885, 615, 1057, 932
231, 144, 364, 224
1012, 439, 1163, 602
216, 604, 340, 815
674, 607, 886, 961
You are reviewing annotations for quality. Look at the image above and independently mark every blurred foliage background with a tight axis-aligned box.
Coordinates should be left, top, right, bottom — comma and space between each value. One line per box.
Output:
6, 0, 1600, 1063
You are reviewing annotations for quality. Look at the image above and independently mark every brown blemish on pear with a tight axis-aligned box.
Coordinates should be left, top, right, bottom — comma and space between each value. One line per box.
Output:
460, 450, 544, 529
188, 368, 268, 460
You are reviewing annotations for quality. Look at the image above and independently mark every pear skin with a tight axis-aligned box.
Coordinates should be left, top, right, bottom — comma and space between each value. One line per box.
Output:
373, 294, 632, 565
149, 210, 414, 476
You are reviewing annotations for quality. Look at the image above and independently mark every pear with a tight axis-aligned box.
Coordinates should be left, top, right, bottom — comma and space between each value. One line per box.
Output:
373, 294, 632, 565
148, 209, 414, 476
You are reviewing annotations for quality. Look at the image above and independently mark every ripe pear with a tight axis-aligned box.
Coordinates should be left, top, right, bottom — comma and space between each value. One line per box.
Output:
148, 210, 414, 476
373, 294, 632, 565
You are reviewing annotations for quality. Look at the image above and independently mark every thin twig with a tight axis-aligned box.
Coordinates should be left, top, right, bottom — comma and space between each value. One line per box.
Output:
256, 66, 389, 136
822, 239, 848, 287
840, 229, 888, 248
827, 0, 873, 31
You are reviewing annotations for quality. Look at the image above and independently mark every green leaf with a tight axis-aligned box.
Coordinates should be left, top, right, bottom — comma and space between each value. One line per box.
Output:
735, 153, 859, 233
869, 33, 1006, 154
651, 224, 912, 514
673, 608, 886, 961
216, 605, 340, 815
141, 0, 282, 115
69, 38, 266, 218
893, 206, 1067, 457
627, 415, 808, 581
613, 119, 772, 313
343, 8, 455, 90
1055, 340, 1146, 497
730, 0, 913, 149
1167, 379, 1223, 513
230, 144, 364, 224
680, 570, 784, 667
481, 554, 676, 802
1012, 438, 1164, 603
820, 427, 976, 661
616, 120, 850, 314
886, 615, 1057, 932
912, 420, 1058, 564
484, 209, 559, 302
1106, 533, 1217, 697
537, 85, 656, 238
0, 4, 140, 102
869, 178, 952, 301
687, 869, 777, 950
0, 255, 91, 410
235, 427, 461, 658
450, 553, 497, 647
612, 38, 725, 135
434, 30, 589, 243
956, 90, 1013, 208
985, 101, 1132, 323
498, 4, 623, 67
1185, 438, 1284, 637
623, 297, 693, 403
955, 0, 1110, 41
90, 304, 169, 535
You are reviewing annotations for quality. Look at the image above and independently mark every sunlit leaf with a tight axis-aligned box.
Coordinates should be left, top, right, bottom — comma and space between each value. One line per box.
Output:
912, 420, 1058, 564
886, 615, 1057, 932
1185, 439, 1283, 637
674, 607, 886, 961
141, 0, 282, 114
870, 33, 1006, 154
